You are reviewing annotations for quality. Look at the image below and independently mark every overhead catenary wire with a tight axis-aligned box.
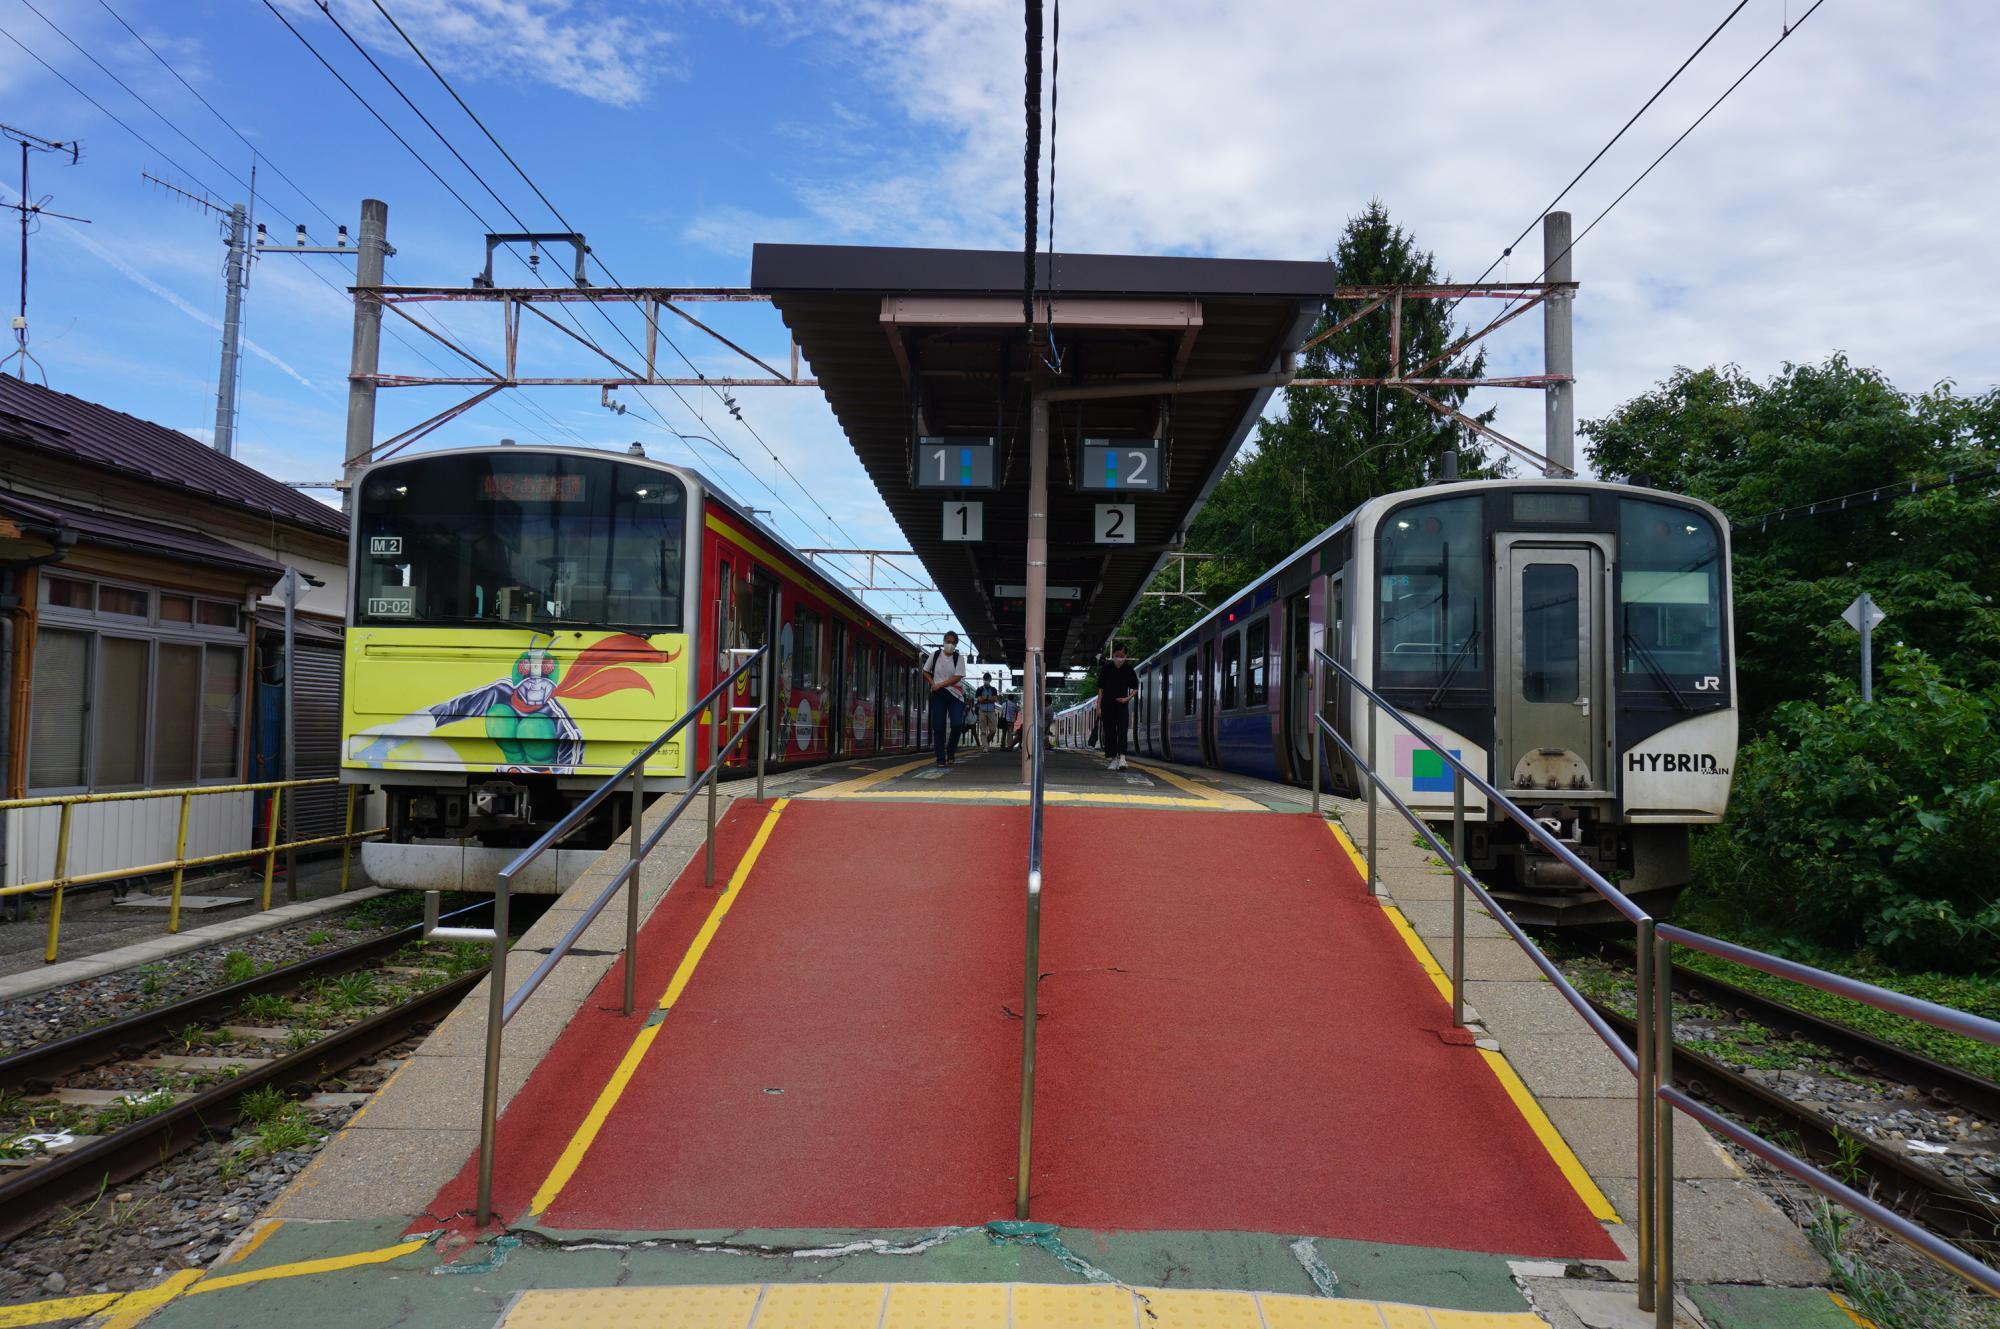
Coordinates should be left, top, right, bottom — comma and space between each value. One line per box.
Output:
330, 3, 931, 624
1456, 0, 1752, 307
1741, 459, 2000, 532
354, 0, 879, 568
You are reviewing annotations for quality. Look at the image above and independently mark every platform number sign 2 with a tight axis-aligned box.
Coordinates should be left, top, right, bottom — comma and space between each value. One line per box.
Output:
943, 501, 983, 542
1095, 504, 1136, 545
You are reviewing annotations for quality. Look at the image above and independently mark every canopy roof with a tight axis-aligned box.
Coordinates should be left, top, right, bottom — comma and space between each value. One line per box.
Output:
752, 244, 1336, 667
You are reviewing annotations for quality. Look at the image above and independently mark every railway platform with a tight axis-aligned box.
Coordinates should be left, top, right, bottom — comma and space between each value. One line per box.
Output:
23, 749, 1856, 1329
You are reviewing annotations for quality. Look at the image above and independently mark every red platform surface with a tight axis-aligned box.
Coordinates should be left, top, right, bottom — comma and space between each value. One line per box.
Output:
421, 798, 1617, 1259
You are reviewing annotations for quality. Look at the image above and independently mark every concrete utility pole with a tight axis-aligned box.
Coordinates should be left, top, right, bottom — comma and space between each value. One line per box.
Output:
1542, 211, 1574, 477
341, 198, 390, 508
213, 201, 249, 458
144, 173, 258, 457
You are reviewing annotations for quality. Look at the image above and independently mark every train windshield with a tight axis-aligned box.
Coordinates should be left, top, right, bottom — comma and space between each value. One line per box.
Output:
1619, 499, 1723, 681
1376, 495, 1484, 686
354, 452, 687, 631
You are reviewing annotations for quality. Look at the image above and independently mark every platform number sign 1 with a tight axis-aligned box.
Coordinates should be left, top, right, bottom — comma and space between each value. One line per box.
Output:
912, 436, 997, 490
1095, 504, 1136, 544
944, 501, 983, 542
1077, 439, 1162, 493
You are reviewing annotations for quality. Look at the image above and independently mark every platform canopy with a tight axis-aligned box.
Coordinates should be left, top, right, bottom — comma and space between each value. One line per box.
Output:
752, 244, 1338, 669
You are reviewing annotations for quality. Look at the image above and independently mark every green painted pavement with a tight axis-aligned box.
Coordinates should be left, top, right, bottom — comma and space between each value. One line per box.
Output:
1688, 1283, 1861, 1329
134, 1221, 1534, 1329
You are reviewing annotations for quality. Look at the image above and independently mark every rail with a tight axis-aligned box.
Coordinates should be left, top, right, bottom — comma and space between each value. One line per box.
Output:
1305, 648, 2000, 1318
0, 778, 378, 961
1015, 647, 1047, 1219
470, 644, 771, 1226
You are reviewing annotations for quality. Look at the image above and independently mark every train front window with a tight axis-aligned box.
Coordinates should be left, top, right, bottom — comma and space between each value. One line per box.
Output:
1619, 500, 1722, 681
1376, 496, 1484, 686
356, 453, 686, 631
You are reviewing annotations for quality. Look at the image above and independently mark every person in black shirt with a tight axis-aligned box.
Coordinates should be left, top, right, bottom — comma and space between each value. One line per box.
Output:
1097, 643, 1139, 771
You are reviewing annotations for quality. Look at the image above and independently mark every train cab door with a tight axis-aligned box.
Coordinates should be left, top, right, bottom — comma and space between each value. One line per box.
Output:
745, 572, 779, 764
1283, 589, 1312, 778
1496, 539, 1609, 794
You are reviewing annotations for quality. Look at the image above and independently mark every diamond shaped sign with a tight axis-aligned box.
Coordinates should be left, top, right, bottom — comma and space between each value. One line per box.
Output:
1841, 595, 1886, 634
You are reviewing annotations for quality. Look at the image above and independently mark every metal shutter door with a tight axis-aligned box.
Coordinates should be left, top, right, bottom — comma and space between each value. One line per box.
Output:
288, 640, 345, 838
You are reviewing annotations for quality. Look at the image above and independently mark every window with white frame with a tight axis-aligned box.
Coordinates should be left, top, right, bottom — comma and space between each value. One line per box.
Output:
28, 574, 248, 792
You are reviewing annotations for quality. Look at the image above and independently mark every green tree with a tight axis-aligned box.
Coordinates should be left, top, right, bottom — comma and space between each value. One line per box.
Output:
1583, 357, 2000, 726
1117, 200, 1503, 657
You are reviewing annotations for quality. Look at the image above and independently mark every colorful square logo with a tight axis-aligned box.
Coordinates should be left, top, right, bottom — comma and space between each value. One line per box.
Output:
1395, 734, 1462, 793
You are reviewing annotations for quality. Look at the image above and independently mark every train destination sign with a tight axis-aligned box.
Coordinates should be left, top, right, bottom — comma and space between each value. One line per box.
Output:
912, 436, 998, 490
1077, 438, 1162, 493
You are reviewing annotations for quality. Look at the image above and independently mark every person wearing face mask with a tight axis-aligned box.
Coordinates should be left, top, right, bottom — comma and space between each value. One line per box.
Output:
1097, 642, 1139, 771
923, 631, 968, 768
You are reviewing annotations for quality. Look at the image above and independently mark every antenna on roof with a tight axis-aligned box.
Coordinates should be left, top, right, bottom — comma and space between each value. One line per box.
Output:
0, 123, 87, 385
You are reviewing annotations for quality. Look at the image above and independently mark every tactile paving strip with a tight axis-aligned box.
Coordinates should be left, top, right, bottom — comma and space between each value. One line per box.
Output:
496, 1283, 1548, 1329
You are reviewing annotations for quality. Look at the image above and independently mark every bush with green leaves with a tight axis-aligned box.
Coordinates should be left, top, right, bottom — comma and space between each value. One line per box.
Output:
1694, 649, 2000, 971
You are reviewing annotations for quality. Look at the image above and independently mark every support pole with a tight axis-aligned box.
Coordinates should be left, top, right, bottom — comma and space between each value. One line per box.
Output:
1654, 929, 1677, 1327
1858, 592, 1876, 703
1541, 212, 1574, 478
704, 698, 718, 887
167, 792, 192, 934
1309, 667, 1321, 818
1364, 704, 1379, 895
625, 768, 642, 1018
341, 199, 389, 510
212, 202, 248, 458
757, 649, 770, 802
281, 569, 299, 900
475, 875, 511, 1227
1022, 397, 1050, 783
1635, 916, 1657, 1313
1451, 772, 1466, 1027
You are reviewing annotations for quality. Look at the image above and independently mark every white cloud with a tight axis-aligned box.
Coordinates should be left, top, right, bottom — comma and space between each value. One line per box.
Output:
283, 0, 679, 109
709, 1, 2000, 460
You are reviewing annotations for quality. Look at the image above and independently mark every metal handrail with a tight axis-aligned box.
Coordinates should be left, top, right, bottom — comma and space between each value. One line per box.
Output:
472, 644, 771, 1226
1015, 648, 1046, 1220
0, 778, 377, 958
1310, 648, 1646, 925
1303, 645, 2000, 1314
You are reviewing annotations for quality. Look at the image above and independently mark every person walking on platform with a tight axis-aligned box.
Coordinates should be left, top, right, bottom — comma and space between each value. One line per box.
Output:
1002, 694, 1021, 750
924, 632, 968, 768
1098, 642, 1139, 771
973, 672, 1001, 748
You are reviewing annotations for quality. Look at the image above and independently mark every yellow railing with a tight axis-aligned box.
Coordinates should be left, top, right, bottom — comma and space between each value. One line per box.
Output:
0, 778, 382, 963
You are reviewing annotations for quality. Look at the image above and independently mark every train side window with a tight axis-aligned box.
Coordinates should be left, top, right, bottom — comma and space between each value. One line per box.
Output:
1377, 495, 1484, 687
1246, 618, 1269, 706
717, 560, 734, 676
792, 606, 822, 690
1221, 632, 1241, 710
1182, 653, 1198, 716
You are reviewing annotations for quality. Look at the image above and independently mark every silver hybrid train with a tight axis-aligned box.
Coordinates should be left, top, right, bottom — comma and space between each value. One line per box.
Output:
1128, 478, 1736, 924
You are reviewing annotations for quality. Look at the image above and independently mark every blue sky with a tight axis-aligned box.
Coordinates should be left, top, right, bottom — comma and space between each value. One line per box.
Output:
1, 1, 1995, 645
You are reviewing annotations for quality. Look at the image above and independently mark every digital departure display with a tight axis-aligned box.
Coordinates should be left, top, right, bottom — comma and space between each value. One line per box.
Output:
1512, 492, 1590, 523
481, 473, 585, 503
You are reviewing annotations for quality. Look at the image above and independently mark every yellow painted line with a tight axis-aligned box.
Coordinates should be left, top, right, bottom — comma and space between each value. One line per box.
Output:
1373, 886, 1620, 1226
1380, 901, 1454, 1005
1124, 760, 1265, 811
185, 1236, 432, 1295
1326, 819, 1371, 882
1830, 1292, 1878, 1329
527, 799, 789, 1218
92, 1269, 205, 1329
493, 1283, 1546, 1328
1478, 1047, 1619, 1223
0, 1292, 120, 1327
224, 1217, 283, 1266
805, 756, 931, 798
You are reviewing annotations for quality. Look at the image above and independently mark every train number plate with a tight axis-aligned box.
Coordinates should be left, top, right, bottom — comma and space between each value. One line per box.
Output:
369, 536, 403, 556
368, 595, 414, 617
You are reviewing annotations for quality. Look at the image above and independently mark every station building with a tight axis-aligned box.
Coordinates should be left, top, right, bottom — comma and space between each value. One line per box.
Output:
0, 377, 348, 892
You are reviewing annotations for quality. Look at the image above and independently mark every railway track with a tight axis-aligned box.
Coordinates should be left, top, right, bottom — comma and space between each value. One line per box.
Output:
0, 906, 496, 1244
1575, 950, 2000, 1250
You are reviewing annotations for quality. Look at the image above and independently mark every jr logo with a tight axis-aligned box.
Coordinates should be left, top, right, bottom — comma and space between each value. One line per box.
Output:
1693, 675, 1721, 692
